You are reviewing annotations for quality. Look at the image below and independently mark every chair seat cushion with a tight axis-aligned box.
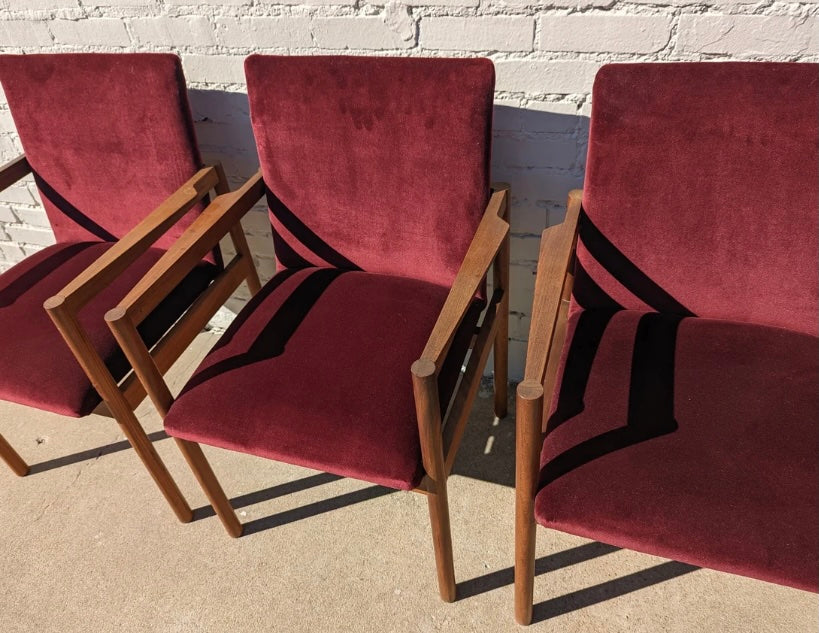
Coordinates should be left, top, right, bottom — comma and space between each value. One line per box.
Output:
536, 310, 818, 591
164, 268, 484, 490
0, 241, 216, 417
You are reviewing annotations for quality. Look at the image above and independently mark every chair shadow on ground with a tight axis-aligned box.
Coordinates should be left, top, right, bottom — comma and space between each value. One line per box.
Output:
457, 540, 698, 622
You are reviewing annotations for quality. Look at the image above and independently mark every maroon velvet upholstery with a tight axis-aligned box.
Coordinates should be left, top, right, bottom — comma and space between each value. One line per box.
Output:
162, 57, 494, 490
165, 268, 483, 490
0, 53, 220, 417
535, 63, 819, 594
0, 241, 216, 417
576, 62, 819, 336
0, 53, 208, 255
537, 311, 818, 592
244, 55, 494, 288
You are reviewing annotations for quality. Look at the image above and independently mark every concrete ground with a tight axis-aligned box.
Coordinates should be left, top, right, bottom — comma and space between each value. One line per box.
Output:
0, 333, 815, 633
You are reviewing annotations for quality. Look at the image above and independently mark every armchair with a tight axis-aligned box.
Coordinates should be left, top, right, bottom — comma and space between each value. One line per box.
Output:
105, 56, 509, 601
515, 62, 818, 624
0, 54, 259, 523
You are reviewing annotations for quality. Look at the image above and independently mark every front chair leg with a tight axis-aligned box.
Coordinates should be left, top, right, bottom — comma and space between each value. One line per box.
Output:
0, 432, 28, 477
413, 359, 457, 602
427, 480, 457, 602
515, 381, 544, 625
175, 438, 243, 538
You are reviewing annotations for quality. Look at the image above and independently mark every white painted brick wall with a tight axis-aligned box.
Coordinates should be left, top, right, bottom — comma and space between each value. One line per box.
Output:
0, 1, 817, 380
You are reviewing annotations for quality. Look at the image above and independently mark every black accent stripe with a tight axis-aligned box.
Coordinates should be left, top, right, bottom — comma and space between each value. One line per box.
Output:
579, 209, 694, 316
32, 172, 118, 242
572, 260, 624, 311
266, 187, 361, 271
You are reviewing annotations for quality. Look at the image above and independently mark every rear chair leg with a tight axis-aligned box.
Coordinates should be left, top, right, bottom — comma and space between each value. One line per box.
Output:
493, 317, 509, 419
0, 433, 28, 477
493, 203, 510, 419
175, 438, 243, 538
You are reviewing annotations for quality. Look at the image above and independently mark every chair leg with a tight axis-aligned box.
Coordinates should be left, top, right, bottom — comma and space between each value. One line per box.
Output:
175, 438, 243, 538
116, 411, 193, 523
0, 432, 28, 477
427, 481, 457, 602
515, 381, 544, 625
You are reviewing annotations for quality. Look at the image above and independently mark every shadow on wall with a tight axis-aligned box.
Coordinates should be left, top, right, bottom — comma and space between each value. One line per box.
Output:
188, 89, 589, 374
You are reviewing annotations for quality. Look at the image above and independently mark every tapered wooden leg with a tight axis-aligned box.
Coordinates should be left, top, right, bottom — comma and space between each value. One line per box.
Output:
0, 433, 28, 477
413, 359, 457, 602
515, 381, 544, 625
428, 483, 457, 602
175, 438, 243, 538
117, 411, 193, 523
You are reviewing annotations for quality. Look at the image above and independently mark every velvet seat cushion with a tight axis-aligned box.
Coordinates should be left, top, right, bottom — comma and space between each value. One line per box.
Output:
0, 242, 216, 417
536, 310, 818, 592
164, 268, 483, 491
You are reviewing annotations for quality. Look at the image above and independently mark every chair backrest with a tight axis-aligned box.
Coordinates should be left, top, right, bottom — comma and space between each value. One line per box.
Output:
0, 53, 205, 251
575, 62, 818, 336
244, 55, 494, 289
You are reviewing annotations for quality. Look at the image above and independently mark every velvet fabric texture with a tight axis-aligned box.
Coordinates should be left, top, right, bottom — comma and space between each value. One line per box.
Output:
0, 53, 209, 255
537, 63, 819, 593
576, 63, 819, 336
536, 311, 818, 591
244, 55, 495, 289
0, 242, 216, 417
164, 268, 484, 490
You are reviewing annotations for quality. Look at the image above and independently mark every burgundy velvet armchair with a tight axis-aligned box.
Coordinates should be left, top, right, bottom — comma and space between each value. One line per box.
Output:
0, 54, 260, 523
514, 62, 818, 624
104, 55, 509, 601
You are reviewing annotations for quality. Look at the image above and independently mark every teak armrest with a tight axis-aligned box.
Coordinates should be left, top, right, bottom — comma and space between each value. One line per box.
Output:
519, 189, 582, 393
515, 189, 581, 624
109, 170, 264, 326
411, 184, 510, 509
412, 184, 510, 377
104, 170, 264, 417
45, 165, 221, 313
0, 155, 32, 191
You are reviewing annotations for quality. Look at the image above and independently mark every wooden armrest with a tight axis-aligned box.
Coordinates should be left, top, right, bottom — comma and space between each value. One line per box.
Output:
44, 165, 221, 313
412, 185, 510, 376
0, 155, 32, 191
519, 189, 582, 388
106, 170, 264, 327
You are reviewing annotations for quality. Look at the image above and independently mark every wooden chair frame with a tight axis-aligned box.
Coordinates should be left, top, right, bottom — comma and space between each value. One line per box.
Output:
514, 189, 581, 625
0, 154, 261, 525
104, 171, 510, 602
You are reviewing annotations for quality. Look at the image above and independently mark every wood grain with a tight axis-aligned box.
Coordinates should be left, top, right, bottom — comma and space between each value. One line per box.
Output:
49, 166, 219, 312
515, 190, 582, 625
419, 187, 509, 369
0, 155, 31, 191
0, 432, 28, 477
522, 190, 582, 384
